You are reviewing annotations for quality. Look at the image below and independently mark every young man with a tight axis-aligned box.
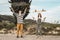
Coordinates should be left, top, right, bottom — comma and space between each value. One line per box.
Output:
11, 7, 27, 38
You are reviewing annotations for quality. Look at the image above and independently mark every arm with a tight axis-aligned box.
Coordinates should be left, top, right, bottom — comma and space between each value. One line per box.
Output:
23, 8, 27, 15
10, 7, 17, 16
10, 7, 14, 13
29, 0, 32, 5
10, 7, 17, 24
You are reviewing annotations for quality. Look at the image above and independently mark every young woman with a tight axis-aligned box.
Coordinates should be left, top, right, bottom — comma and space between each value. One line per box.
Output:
36, 13, 42, 35
11, 7, 27, 38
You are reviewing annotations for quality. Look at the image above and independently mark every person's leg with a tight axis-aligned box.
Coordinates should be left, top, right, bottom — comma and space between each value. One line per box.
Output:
39, 24, 42, 35
17, 23, 20, 38
19, 23, 24, 38
37, 25, 40, 35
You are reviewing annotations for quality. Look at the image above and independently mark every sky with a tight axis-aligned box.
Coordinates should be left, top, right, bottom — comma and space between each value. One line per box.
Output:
0, 0, 60, 23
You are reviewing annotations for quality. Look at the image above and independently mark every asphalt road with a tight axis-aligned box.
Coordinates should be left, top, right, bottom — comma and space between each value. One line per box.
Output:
0, 34, 60, 40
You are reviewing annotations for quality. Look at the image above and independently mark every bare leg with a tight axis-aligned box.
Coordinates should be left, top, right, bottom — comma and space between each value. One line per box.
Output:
20, 23, 24, 38
17, 23, 20, 38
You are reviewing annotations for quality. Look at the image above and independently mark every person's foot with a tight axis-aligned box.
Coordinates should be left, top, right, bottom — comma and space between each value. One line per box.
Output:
20, 35, 23, 38
17, 36, 19, 38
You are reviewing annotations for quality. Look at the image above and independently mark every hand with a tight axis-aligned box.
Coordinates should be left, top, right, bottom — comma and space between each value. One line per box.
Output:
25, 7, 27, 10
10, 7, 14, 12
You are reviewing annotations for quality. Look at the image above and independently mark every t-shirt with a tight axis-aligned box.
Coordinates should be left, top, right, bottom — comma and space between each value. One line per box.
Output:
14, 13, 25, 24
37, 19, 41, 25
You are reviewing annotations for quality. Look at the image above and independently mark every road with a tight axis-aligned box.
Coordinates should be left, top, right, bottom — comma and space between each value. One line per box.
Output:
0, 34, 60, 40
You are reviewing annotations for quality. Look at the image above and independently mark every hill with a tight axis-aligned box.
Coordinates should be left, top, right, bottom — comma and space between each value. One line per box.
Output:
0, 15, 60, 35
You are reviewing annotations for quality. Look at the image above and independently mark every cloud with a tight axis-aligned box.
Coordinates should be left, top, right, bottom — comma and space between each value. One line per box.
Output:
30, 5, 45, 12
34, 0, 56, 2
0, 12, 13, 15
45, 6, 60, 17
0, 0, 8, 3
0, 0, 60, 23
0, 0, 10, 7
42, 6, 60, 23
32, 0, 60, 2
30, 5, 40, 11
26, 6, 60, 23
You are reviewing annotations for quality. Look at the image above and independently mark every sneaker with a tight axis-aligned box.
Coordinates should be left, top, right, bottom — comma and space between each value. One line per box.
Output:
17, 36, 19, 38
21, 35, 23, 38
